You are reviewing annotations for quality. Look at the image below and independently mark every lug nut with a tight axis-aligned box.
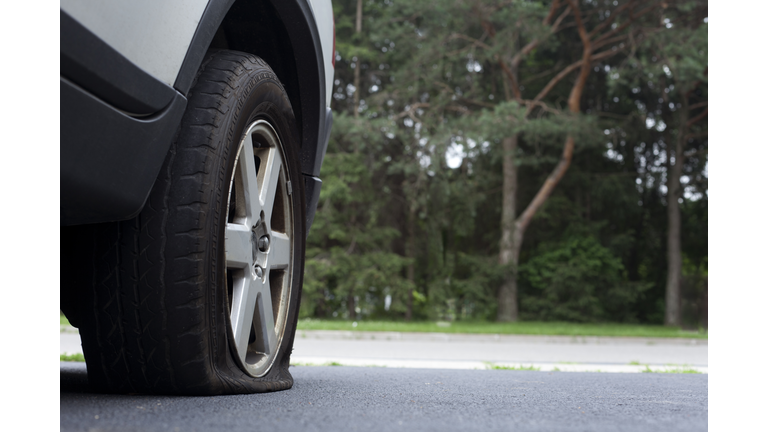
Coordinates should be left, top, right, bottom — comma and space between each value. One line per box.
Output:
254, 265, 263, 279
258, 235, 270, 252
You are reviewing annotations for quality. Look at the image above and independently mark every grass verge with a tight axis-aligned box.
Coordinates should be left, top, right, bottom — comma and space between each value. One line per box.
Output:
485, 362, 540, 371
296, 319, 707, 339
61, 314, 706, 339
642, 365, 702, 374
61, 353, 85, 362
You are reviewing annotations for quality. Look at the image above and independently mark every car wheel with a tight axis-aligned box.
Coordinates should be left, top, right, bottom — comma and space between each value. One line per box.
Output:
78, 51, 305, 395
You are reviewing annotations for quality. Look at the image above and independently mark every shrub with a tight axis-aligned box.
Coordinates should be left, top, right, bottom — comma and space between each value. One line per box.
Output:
519, 236, 649, 322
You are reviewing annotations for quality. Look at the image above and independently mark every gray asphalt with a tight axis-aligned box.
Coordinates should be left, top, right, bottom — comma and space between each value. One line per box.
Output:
60, 362, 707, 432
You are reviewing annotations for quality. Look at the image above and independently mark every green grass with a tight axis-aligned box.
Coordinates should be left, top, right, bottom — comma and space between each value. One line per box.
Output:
296, 319, 707, 339
641, 364, 702, 374
485, 362, 541, 371
60, 353, 85, 362
60, 313, 707, 339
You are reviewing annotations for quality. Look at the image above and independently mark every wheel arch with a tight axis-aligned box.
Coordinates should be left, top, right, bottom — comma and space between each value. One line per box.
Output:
174, 0, 328, 177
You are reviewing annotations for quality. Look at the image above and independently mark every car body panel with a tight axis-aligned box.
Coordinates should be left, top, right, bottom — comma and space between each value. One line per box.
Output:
60, 10, 178, 115
60, 0, 333, 228
60, 0, 209, 87
308, 0, 334, 107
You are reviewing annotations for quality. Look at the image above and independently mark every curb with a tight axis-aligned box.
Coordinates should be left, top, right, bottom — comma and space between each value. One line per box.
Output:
290, 356, 708, 374
60, 324, 78, 334
294, 330, 708, 346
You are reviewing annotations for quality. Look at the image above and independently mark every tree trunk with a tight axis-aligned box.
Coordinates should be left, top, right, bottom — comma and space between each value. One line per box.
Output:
405, 204, 416, 320
497, 135, 519, 321
665, 97, 688, 326
495, 0, 589, 321
347, 290, 356, 319
352, 0, 362, 118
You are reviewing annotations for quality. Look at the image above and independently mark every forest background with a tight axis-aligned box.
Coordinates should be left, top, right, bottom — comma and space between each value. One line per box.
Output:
301, 0, 708, 328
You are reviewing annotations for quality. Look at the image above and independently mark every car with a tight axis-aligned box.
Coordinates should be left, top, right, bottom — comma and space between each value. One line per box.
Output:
60, 0, 335, 395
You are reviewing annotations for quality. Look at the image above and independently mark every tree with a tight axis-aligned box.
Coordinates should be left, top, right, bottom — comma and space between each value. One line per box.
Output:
609, 0, 708, 325
372, 0, 662, 321
304, 0, 707, 327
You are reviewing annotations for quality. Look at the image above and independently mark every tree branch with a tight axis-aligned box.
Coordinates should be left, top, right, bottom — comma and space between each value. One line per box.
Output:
686, 108, 708, 128
592, 33, 629, 52
448, 32, 492, 50
593, 1, 658, 46
551, 4, 572, 32
527, 46, 622, 116
587, 0, 635, 39
543, 0, 562, 25
684, 131, 708, 141
688, 101, 708, 110
515, 0, 593, 235
395, 103, 430, 120
515, 136, 575, 234
499, 59, 522, 100
566, 0, 593, 113
509, 1, 570, 68
520, 61, 565, 85
493, 1, 570, 101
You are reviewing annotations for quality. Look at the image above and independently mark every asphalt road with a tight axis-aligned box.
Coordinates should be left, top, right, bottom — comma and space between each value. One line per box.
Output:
61, 362, 707, 432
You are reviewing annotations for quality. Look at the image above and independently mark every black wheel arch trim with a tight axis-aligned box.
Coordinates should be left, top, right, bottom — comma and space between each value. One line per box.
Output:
302, 174, 323, 239
174, 0, 330, 179
60, 77, 188, 226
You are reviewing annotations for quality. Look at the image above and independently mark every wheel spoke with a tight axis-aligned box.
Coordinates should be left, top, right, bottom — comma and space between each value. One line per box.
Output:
230, 275, 259, 364
253, 278, 277, 355
229, 270, 278, 362
258, 147, 283, 221
225, 224, 252, 268
238, 132, 262, 226
270, 232, 291, 270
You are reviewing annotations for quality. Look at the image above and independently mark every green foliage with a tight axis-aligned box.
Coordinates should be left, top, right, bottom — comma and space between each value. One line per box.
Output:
518, 237, 650, 322
305, 0, 707, 325
425, 252, 506, 321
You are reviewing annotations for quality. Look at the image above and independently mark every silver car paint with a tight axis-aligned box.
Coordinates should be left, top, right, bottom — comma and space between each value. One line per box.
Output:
61, 0, 209, 87
62, 0, 334, 105
308, 0, 335, 107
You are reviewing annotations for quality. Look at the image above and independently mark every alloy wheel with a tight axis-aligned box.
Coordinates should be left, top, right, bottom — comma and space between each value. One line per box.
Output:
225, 119, 294, 377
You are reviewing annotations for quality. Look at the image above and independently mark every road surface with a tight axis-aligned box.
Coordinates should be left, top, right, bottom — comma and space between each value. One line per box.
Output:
60, 362, 707, 432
